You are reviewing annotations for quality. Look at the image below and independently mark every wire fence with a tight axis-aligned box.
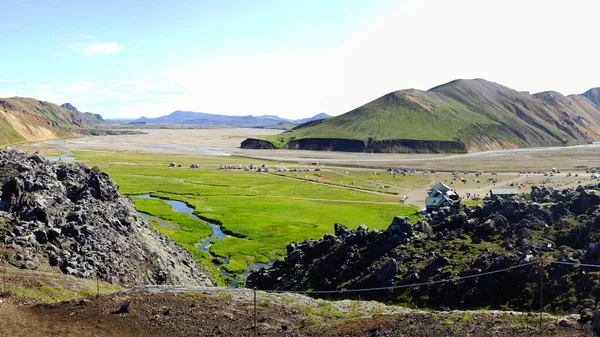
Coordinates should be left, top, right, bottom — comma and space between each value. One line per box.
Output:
1, 259, 599, 336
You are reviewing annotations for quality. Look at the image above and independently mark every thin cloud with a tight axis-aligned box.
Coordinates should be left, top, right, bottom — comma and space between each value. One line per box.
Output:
69, 41, 121, 56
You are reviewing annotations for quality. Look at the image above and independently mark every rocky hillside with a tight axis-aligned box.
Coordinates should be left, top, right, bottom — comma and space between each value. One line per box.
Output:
0, 149, 213, 286
0, 97, 103, 145
249, 184, 600, 312
582, 88, 600, 108
244, 79, 600, 153
61, 102, 104, 123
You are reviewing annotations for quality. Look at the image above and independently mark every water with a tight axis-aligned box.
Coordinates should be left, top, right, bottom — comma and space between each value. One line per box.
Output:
243, 260, 276, 277
132, 194, 278, 284
46, 141, 76, 161
134, 194, 227, 250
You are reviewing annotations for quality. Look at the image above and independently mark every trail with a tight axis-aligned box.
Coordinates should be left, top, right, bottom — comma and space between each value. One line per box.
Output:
264, 172, 400, 199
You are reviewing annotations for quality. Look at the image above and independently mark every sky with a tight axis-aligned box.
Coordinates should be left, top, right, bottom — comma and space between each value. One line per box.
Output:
1, 0, 600, 119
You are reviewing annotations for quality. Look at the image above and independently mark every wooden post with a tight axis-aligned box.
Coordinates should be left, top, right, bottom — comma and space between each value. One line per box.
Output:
2, 267, 5, 293
97, 275, 101, 315
253, 287, 258, 337
539, 256, 544, 331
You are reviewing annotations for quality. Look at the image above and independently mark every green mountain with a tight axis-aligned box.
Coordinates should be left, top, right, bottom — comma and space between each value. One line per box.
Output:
242, 79, 600, 153
0, 97, 102, 145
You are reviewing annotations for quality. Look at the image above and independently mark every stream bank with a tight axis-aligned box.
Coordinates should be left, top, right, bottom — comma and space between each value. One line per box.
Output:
132, 194, 275, 285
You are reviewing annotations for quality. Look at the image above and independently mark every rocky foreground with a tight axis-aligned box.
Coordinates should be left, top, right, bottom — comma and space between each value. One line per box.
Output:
0, 286, 594, 337
0, 149, 212, 286
249, 184, 600, 312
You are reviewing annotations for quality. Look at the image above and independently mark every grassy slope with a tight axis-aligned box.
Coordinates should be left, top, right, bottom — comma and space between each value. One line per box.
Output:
262, 79, 600, 151
0, 266, 121, 303
266, 89, 498, 147
74, 150, 421, 278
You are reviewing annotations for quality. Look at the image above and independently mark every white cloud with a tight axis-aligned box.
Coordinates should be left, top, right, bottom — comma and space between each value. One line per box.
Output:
7, 0, 600, 119
69, 41, 121, 56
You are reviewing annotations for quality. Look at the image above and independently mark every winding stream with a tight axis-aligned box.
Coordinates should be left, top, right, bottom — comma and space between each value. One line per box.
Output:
133, 194, 226, 252
132, 194, 274, 284
46, 140, 76, 161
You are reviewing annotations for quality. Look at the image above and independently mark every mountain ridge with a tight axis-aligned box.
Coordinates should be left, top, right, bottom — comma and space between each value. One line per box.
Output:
243, 79, 600, 153
0, 97, 103, 145
133, 111, 331, 128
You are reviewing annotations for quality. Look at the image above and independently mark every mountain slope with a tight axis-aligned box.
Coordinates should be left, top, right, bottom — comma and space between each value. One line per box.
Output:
244, 79, 600, 153
295, 112, 331, 124
0, 97, 101, 145
134, 111, 330, 128
61, 102, 104, 124
582, 87, 600, 108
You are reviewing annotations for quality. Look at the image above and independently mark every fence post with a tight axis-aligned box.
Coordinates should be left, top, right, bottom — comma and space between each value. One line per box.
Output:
539, 256, 544, 331
253, 287, 258, 337
97, 275, 101, 315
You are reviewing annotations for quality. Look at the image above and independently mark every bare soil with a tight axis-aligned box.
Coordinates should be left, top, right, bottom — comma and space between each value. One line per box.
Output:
15, 128, 600, 172
0, 289, 594, 337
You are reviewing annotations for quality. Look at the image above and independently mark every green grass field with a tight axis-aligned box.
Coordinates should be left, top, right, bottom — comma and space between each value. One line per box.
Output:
74, 150, 421, 282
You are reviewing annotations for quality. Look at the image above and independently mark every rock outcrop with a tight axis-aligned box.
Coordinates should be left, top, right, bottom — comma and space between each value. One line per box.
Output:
0, 149, 213, 287
249, 184, 600, 311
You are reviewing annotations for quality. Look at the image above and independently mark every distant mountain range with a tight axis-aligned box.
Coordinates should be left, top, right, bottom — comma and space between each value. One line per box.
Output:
242, 79, 600, 153
132, 111, 330, 129
0, 98, 103, 145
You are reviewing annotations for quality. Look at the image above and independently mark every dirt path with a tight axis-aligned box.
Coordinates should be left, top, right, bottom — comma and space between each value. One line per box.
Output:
264, 172, 399, 199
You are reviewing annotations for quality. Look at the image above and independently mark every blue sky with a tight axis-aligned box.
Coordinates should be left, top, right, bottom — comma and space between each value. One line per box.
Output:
1, 0, 600, 119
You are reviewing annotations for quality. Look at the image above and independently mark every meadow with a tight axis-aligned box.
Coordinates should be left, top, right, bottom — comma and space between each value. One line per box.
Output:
74, 150, 421, 283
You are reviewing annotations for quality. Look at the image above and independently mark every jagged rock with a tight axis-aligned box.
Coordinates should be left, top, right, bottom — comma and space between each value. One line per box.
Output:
0, 149, 212, 287
387, 216, 413, 241
580, 308, 594, 323
248, 184, 600, 312
112, 301, 133, 314
334, 223, 352, 237
593, 302, 600, 335
414, 221, 433, 235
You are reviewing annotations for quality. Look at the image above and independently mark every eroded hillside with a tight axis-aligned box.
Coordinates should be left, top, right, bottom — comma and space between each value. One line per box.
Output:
0, 97, 101, 145
244, 79, 600, 153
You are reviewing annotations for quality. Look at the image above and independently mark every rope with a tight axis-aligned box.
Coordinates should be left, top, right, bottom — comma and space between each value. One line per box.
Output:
549, 260, 600, 269
6, 259, 600, 297
265, 261, 537, 294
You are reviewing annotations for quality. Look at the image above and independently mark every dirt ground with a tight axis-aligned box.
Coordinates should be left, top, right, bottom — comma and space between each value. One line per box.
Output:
14, 128, 600, 172
0, 289, 595, 337
6, 130, 600, 335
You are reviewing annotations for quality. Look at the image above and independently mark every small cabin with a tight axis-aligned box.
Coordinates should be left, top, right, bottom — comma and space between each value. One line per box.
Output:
490, 188, 520, 200
425, 182, 461, 211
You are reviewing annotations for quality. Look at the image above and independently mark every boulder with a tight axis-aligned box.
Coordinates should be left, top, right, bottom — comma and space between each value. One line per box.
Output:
0, 149, 213, 287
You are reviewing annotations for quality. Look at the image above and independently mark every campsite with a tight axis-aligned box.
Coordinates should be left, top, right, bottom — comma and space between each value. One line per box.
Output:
14, 128, 600, 284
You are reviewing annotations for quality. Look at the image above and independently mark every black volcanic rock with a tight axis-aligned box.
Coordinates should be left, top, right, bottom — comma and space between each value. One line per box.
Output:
248, 184, 600, 312
0, 149, 212, 286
